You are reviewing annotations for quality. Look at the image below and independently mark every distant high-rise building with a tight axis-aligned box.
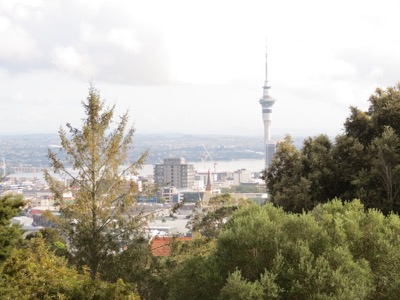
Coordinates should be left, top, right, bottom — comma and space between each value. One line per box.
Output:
153, 158, 195, 189
233, 169, 251, 186
259, 44, 276, 169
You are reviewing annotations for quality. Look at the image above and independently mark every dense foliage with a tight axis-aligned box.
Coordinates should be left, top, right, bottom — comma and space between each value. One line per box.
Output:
221, 185, 264, 193
167, 200, 400, 299
0, 194, 24, 263
187, 193, 249, 238
266, 83, 400, 214
0, 237, 140, 299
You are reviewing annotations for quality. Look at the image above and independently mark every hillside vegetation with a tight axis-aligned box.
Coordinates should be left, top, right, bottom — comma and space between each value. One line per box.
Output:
2, 84, 400, 299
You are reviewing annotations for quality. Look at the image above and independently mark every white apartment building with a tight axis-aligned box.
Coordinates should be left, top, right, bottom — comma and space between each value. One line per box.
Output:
154, 158, 195, 189
233, 169, 251, 186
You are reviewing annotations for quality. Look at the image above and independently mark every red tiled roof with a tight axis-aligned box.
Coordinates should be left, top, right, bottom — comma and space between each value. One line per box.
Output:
150, 236, 192, 256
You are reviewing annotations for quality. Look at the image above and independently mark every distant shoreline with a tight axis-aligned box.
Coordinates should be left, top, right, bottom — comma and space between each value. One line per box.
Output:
6, 158, 265, 180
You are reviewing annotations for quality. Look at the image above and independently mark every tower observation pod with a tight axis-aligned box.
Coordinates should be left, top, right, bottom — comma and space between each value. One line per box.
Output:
259, 45, 276, 170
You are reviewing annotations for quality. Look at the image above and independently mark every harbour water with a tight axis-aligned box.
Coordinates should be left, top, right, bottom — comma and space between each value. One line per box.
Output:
7, 159, 265, 180
142, 159, 265, 176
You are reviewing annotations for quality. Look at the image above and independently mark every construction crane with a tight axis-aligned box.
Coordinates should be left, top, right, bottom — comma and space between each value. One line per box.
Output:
1, 157, 5, 177
202, 146, 217, 174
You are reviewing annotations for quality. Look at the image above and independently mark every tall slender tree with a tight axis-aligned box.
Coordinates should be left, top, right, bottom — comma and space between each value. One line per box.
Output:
44, 85, 147, 279
367, 126, 400, 213
0, 194, 24, 264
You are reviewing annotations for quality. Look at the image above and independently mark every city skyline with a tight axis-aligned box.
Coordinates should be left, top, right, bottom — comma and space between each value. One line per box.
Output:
1, 0, 400, 137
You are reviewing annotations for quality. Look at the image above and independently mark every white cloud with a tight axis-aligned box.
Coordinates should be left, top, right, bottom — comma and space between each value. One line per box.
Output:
0, 16, 41, 62
11, 0, 44, 20
0, 67, 9, 79
105, 28, 142, 53
80, 23, 143, 54
50, 46, 93, 77
0, 0, 43, 14
1, 0, 400, 137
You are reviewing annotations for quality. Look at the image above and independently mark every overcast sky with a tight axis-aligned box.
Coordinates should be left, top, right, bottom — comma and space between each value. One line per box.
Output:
1, 0, 399, 138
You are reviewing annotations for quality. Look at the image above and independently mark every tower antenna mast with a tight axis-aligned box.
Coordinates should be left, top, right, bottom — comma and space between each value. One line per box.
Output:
264, 37, 269, 90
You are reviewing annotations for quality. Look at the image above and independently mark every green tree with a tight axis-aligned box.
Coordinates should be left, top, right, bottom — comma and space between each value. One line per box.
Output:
188, 193, 249, 239
267, 84, 400, 214
164, 235, 220, 299
343, 85, 400, 145
354, 126, 400, 214
265, 135, 301, 191
44, 85, 148, 279
221, 185, 264, 193
162, 199, 400, 299
368, 84, 400, 137
167, 254, 223, 300
0, 237, 140, 299
0, 194, 24, 264
100, 237, 169, 300
300, 134, 337, 204
26, 227, 72, 260
266, 135, 312, 212
351, 85, 400, 214
215, 201, 379, 299
341, 84, 400, 213
219, 270, 265, 300
371, 126, 400, 213
344, 106, 374, 146
310, 200, 400, 299
331, 134, 367, 200
266, 134, 341, 213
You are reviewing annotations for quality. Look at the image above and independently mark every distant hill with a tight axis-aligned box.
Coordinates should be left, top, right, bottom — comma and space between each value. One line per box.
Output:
0, 134, 306, 170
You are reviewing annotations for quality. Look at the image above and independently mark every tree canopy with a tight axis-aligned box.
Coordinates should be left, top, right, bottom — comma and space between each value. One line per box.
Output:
0, 194, 24, 264
44, 85, 148, 279
266, 83, 400, 214
167, 200, 400, 299
0, 237, 140, 299
187, 193, 249, 239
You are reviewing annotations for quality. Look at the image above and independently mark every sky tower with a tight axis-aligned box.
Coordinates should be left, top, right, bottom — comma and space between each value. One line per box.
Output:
259, 45, 276, 169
